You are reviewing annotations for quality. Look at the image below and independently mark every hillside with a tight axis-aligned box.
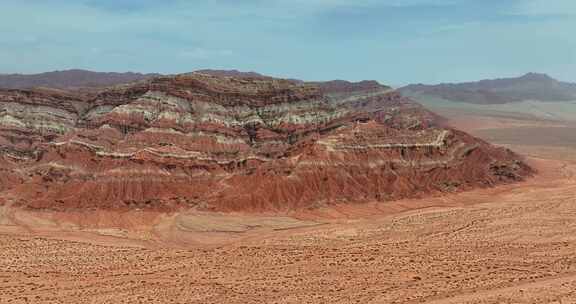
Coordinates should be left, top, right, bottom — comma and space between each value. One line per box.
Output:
0, 72, 532, 211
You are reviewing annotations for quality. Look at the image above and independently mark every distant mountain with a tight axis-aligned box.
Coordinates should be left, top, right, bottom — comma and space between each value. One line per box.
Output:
194, 69, 271, 79
0, 69, 394, 95
0, 69, 159, 90
400, 73, 576, 104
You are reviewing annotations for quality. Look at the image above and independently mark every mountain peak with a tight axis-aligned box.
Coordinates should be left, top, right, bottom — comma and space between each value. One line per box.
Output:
519, 72, 555, 82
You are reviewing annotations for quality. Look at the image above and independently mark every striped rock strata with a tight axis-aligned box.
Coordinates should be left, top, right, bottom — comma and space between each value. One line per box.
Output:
0, 73, 532, 211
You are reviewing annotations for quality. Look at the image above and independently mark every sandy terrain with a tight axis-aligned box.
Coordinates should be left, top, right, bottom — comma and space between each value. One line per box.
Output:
1, 113, 576, 303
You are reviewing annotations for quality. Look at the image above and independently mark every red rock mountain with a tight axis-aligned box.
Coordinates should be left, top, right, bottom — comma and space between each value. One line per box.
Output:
0, 73, 532, 211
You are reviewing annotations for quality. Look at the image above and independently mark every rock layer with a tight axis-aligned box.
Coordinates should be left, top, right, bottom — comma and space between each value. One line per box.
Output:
0, 73, 533, 211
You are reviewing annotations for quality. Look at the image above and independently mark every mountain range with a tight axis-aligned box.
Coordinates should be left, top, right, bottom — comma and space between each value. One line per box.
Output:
0, 69, 159, 90
4, 70, 574, 106
400, 73, 576, 104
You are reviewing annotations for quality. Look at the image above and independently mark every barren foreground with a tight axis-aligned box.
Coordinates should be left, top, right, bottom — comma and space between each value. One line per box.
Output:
1, 114, 576, 303
0, 154, 574, 303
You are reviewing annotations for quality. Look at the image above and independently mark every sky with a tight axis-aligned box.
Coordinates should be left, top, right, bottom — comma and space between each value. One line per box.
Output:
0, 0, 575, 85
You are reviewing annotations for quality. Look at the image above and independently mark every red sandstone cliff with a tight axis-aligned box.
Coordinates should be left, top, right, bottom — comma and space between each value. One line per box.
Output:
0, 73, 533, 211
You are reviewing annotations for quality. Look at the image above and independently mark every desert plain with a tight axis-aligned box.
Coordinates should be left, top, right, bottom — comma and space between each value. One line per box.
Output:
1, 107, 576, 303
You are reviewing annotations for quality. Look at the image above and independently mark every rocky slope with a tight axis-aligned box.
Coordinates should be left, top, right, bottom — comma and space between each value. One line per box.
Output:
0, 69, 158, 90
401, 73, 576, 104
0, 73, 533, 211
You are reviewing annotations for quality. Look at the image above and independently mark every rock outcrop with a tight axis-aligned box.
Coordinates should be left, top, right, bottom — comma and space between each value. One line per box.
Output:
0, 73, 533, 211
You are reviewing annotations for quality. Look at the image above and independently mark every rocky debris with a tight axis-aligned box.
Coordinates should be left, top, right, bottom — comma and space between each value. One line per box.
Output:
0, 72, 533, 211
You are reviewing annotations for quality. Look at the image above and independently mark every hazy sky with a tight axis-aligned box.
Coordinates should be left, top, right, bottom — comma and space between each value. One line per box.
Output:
1, 0, 574, 84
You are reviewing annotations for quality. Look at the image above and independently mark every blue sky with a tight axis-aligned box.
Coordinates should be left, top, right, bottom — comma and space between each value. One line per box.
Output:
0, 0, 574, 84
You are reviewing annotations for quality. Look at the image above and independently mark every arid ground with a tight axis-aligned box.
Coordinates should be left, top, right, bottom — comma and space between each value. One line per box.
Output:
1, 108, 576, 303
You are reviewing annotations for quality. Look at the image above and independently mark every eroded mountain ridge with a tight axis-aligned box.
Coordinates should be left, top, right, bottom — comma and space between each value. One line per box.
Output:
0, 73, 532, 211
